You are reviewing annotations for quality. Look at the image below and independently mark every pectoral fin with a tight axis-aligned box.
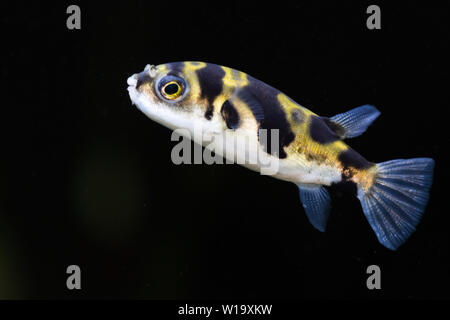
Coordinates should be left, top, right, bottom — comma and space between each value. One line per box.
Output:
296, 183, 331, 232
232, 88, 265, 122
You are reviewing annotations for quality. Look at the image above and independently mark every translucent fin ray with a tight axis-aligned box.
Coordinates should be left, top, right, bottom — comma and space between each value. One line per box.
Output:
329, 104, 380, 139
297, 183, 331, 232
357, 158, 435, 250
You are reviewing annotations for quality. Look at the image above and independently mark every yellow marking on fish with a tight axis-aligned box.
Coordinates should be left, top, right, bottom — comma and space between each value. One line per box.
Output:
158, 64, 167, 72
182, 62, 207, 100
278, 93, 316, 117
222, 66, 249, 88
277, 93, 311, 135
352, 165, 377, 192
212, 93, 230, 115
183, 61, 207, 72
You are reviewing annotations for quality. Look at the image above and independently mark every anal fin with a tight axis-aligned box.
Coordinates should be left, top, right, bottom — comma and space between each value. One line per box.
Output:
296, 183, 331, 232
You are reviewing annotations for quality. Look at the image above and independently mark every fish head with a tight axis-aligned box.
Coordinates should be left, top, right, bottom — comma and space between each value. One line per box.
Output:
127, 62, 224, 137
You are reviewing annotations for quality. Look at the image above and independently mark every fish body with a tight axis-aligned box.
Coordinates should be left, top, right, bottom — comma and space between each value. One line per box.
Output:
127, 61, 434, 250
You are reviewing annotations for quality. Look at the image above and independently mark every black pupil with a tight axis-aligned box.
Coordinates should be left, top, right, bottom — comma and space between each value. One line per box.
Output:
164, 83, 179, 95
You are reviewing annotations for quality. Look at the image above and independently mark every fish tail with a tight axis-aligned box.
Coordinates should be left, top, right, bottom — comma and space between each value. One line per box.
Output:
356, 158, 435, 250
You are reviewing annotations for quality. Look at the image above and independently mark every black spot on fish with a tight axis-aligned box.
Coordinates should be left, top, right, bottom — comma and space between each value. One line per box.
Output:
221, 100, 240, 129
341, 168, 354, 181
204, 105, 214, 120
309, 116, 340, 144
322, 117, 346, 138
297, 145, 327, 164
196, 64, 225, 122
166, 62, 184, 76
306, 152, 327, 164
246, 77, 295, 158
292, 110, 304, 124
196, 64, 225, 106
136, 72, 151, 90
338, 148, 372, 170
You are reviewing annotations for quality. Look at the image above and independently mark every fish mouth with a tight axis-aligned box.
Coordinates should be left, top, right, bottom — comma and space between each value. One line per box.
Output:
127, 73, 140, 107
127, 73, 137, 93
127, 74, 138, 87
127, 64, 156, 92
127, 64, 156, 88
127, 64, 158, 110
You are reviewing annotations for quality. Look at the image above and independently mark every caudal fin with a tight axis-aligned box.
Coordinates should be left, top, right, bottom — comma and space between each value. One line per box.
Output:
357, 158, 435, 250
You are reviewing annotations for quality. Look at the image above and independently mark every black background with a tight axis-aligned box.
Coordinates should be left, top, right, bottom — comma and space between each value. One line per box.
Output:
1, 2, 449, 300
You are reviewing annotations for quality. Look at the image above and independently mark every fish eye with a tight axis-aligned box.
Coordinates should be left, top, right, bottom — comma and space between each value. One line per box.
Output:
164, 82, 180, 95
156, 75, 187, 102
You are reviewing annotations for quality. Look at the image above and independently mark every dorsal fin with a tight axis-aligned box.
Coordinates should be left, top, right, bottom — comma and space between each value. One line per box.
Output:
325, 105, 380, 139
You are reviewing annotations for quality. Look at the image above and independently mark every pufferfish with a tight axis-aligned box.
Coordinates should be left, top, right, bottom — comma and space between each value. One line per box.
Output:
127, 61, 434, 250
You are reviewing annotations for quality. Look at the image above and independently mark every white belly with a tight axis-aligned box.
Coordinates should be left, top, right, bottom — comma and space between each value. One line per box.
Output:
198, 127, 342, 186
